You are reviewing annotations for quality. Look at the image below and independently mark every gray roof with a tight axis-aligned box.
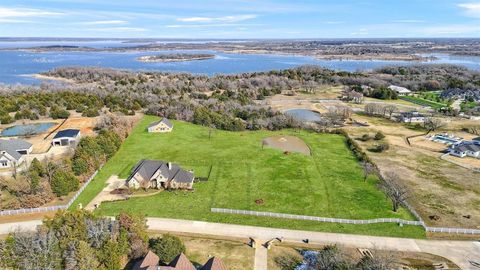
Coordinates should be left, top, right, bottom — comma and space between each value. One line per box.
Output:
400, 111, 425, 118
128, 159, 193, 184
148, 118, 173, 129
453, 142, 480, 153
53, 129, 80, 139
0, 139, 32, 160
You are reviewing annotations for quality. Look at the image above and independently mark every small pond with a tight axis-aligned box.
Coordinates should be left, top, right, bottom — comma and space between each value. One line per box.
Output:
1, 122, 56, 137
284, 109, 322, 122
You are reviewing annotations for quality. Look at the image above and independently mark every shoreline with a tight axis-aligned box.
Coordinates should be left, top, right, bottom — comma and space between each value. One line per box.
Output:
29, 74, 76, 84
0, 46, 451, 62
136, 54, 215, 63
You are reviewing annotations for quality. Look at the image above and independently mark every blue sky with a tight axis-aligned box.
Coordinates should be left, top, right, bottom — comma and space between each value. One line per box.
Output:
0, 0, 479, 38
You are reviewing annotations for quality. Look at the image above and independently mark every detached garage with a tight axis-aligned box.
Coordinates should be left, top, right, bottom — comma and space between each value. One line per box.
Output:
52, 129, 81, 147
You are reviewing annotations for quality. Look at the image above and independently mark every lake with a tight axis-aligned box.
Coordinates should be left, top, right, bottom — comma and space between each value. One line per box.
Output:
1, 122, 56, 137
284, 109, 322, 122
1, 42, 480, 85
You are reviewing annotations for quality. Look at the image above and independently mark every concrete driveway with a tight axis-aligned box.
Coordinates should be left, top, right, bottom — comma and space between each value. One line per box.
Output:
2, 217, 479, 270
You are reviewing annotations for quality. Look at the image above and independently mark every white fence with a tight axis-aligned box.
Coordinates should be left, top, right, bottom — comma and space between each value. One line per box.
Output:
211, 208, 422, 225
0, 170, 98, 217
211, 208, 480, 235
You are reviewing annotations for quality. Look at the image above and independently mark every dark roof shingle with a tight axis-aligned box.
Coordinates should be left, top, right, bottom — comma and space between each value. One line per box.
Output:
53, 129, 80, 139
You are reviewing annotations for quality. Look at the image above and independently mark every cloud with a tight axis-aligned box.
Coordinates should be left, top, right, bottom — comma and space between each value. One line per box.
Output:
350, 28, 369, 36
80, 20, 128, 25
323, 21, 345, 24
88, 27, 148, 32
166, 23, 262, 28
458, 3, 480, 18
0, 7, 64, 18
419, 24, 480, 35
390, 20, 425, 23
176, 14, 257, 23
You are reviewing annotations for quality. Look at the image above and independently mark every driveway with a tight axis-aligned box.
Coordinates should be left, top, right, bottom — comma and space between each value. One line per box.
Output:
2, 218, 479, 270
85, 175, 127, 210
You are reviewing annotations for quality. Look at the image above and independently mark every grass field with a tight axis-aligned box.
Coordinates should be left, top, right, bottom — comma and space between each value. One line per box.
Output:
72, 115, 424, 238
400, 96, 448, 109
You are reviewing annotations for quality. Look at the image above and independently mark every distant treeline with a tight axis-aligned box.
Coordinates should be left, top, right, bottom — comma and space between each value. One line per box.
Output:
1, 64, 479, 129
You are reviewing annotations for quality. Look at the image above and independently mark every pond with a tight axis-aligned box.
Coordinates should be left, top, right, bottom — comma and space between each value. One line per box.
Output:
284, 109, 322, 122
1, 122, 56, 137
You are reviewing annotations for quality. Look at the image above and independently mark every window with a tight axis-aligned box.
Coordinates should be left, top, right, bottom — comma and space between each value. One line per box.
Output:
0, 161, 7, 167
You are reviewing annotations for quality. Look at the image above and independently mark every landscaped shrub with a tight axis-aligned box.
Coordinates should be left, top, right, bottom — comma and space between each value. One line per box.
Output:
50, 106, 70, 119
149, 234, 186, 264
333, 129, 371, 162
370, 143, 390, 153
358, 134, 371, 141
0, 114, 14, 124
374, 131, 385, 140
50, 169, 79, 196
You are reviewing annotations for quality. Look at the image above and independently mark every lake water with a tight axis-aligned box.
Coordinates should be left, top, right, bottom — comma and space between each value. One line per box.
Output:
284, 109, 322, 122
1, 41, 480, 85
1, 122, 56, 137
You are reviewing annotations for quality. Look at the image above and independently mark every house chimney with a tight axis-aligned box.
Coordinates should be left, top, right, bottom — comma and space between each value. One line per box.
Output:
168, 162, 172, 170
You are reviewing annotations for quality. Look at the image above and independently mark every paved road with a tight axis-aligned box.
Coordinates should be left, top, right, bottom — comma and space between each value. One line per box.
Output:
2, 218, 479, 270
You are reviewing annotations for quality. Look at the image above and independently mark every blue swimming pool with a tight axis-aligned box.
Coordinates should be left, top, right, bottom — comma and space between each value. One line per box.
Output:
431, 134, 461, 145
1, 122, 56, 137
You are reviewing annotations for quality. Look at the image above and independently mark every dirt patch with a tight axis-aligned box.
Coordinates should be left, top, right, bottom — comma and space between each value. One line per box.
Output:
346, 114, 480, 229
268, 243, 460, 270
255, 199, 264, 205
263, 135, 310, 155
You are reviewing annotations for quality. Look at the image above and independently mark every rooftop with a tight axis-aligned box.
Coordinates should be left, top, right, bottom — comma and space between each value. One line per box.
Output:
0, 139, 32, 160
53, 129, 80, 139
148, 118, 173, 129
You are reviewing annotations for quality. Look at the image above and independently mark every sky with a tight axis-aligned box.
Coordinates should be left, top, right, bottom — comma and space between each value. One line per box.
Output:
0, 0, 479, 39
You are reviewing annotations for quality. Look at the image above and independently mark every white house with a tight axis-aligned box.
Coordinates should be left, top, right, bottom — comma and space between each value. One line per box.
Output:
398, 111, 427, 123
388, 85, 412, 96
0, 139, 33, 169
147, 118, 173, 133
52, 129, 81, 147
449, 141, 480, 158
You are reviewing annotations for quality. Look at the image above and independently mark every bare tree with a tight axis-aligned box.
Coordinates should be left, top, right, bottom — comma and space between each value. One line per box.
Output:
423, 117, 444, 132
381, 172, 408, 212
356, 250, 397, 270
384, 105, 397, 119
361, 161, 377, 182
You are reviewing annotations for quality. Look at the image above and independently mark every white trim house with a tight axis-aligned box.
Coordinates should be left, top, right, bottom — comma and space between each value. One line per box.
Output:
0, 139, 33, 169
449, 141, 480, 158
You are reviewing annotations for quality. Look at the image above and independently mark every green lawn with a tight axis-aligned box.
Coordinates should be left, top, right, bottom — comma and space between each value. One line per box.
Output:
73, 115, 424, 238
400, 96, 448, 109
